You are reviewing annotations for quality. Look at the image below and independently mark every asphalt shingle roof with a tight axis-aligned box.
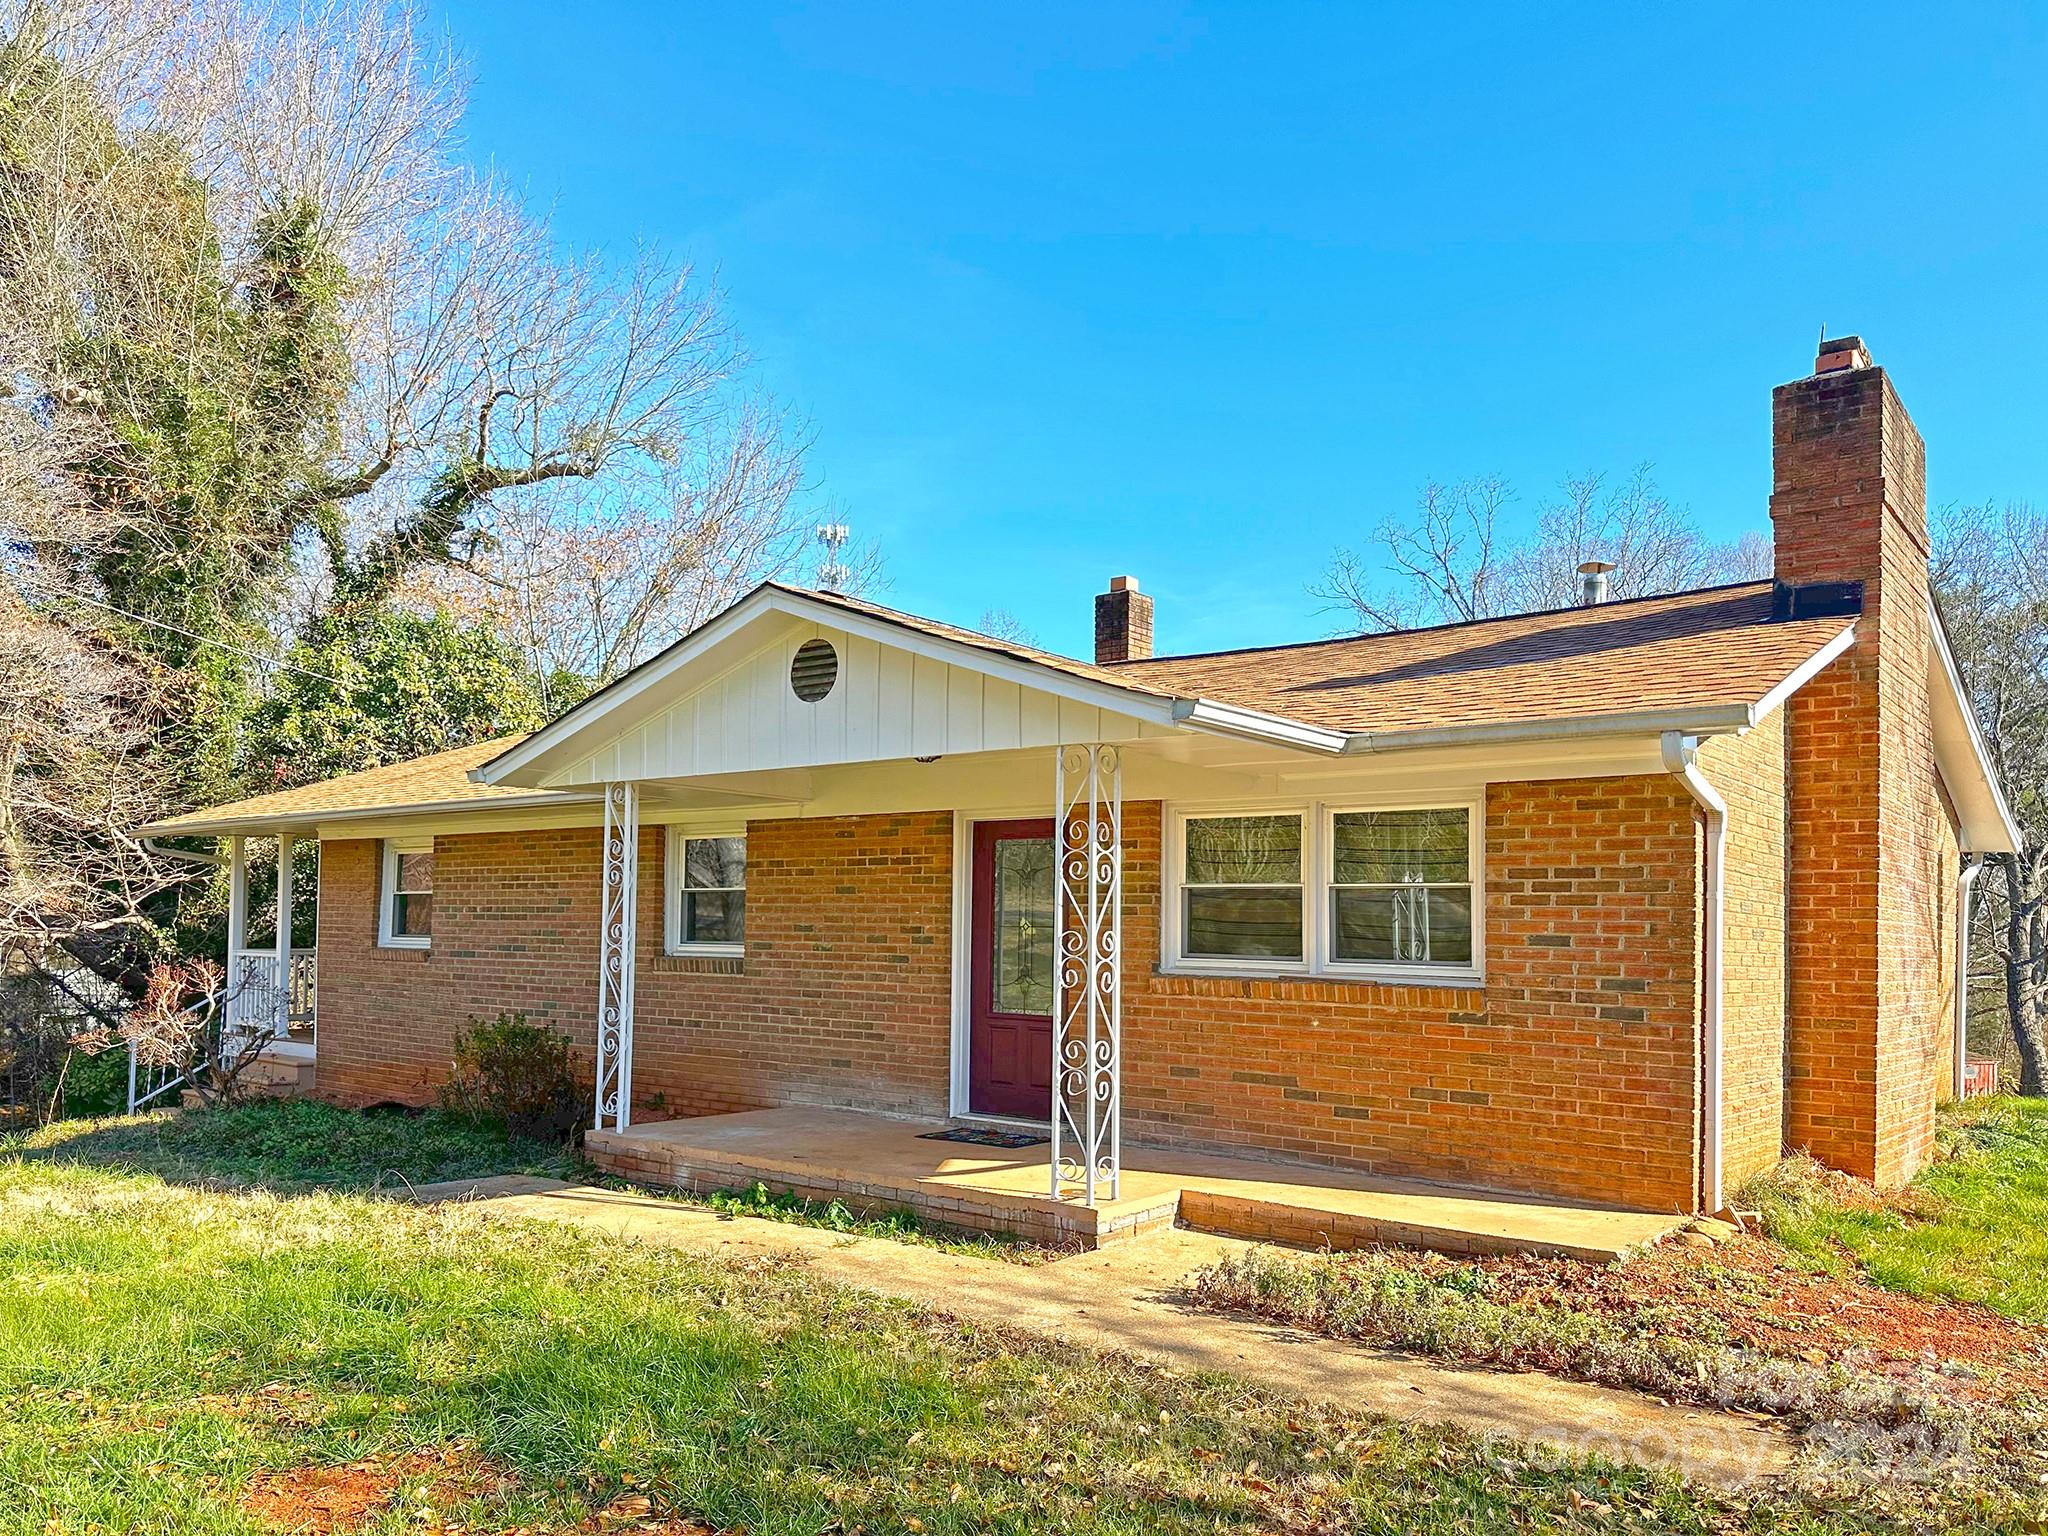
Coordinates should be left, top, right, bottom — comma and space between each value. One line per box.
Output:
139, 580, 1854, 834
1104, 581, 1850, 735
138, 736, 564, 836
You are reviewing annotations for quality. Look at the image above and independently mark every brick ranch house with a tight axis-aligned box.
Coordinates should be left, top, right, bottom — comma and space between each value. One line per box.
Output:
141, 336, 2016, 1249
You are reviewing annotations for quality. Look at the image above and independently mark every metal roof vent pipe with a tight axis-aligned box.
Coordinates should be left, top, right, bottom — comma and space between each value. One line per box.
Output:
1577, 559, 1616, 607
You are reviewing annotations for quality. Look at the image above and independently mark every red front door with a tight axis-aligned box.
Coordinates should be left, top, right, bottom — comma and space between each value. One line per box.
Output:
969, 818, 1057, 1119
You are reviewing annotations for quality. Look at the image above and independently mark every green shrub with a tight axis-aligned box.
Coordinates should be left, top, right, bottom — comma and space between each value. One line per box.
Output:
438, 1012, 584, 1144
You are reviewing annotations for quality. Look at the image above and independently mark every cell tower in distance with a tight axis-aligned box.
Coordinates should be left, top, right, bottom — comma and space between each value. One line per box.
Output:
815, 522, 852, 592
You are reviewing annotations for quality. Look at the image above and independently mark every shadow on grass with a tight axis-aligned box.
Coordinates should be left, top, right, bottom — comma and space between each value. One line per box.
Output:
3, 1098, 585, 1196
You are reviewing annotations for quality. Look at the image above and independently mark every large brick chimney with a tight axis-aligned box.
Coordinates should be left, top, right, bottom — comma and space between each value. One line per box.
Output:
1772, 334, 1946, 1186
1094, 575, 1153, 664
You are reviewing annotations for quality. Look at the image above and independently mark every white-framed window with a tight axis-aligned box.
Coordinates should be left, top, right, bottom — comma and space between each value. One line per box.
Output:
1177, 812, 1306, 965
665, 828, 746, 955
1163, 798, 1482, 982
377, 837, 434, 949
1325, 806, 1476, 973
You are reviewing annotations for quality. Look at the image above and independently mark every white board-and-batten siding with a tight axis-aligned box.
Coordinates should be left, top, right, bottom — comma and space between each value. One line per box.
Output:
543, 624, 1164, 787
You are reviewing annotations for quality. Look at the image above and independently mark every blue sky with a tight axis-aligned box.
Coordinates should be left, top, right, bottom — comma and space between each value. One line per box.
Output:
435, 2, 2048, 657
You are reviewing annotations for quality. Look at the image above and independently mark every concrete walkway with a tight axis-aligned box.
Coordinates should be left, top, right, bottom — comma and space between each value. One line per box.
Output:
410, 1175, 1789, 1488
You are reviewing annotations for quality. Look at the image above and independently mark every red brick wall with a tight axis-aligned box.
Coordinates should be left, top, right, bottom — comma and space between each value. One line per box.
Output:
1772, 360, 1957, 1186
1119, 782, 1704, 1212
316, 814, 955, 1118
318, 777, 1710, 1211
635, 813, 954, 1119
316, 830, 599, 1107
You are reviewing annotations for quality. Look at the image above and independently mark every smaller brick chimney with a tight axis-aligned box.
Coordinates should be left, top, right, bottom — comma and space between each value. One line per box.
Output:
1094, 575, 1153, 664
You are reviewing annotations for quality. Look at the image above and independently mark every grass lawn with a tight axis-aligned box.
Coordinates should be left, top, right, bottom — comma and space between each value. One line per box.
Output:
0, 1108, 1965, 1535
19, 1102, 1049, 1260
1744, 1095, 2048, 1322
12, 1098, 586, 1193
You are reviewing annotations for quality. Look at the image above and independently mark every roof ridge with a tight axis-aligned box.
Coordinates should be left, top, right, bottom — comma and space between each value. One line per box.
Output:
1109, 578, 1777, 669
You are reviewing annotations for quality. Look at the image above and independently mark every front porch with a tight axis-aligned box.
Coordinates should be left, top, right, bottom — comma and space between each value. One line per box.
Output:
585, 1106, 1688, 1260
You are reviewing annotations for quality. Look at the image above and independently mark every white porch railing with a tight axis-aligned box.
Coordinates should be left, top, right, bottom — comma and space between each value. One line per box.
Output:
226, 948, 317, 1045
127, 986, 224, 1113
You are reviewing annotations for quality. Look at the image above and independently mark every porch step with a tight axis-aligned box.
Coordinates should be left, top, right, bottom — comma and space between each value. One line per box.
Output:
1177, 1187, 1641, 1262
583, 1108, 1685, 1260
181, 1053, 317, 1107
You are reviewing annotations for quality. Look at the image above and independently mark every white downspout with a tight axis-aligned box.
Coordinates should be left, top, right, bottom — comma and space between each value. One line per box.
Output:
1662, 731, 1727, 1216
1954, 856, 1984, 1100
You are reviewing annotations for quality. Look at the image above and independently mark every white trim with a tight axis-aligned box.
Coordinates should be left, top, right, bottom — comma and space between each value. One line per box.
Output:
1926, 594, 2023, 853
1160, 794, 1485, 984
1171, 698, 1348, 754
138, 790, 599, 840
948, 805, 1057, 1123
1166, 804, 1309, 973
1955, 856, 1984, 1100
376, 835, 433, 950
1750, 623, 1858, 724
1319, 799, 1484, 982
662, 825, 748, 958
1340, 704, 1754, 755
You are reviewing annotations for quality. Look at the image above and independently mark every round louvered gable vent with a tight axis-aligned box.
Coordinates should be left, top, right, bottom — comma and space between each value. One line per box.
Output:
790, 638, 839, 702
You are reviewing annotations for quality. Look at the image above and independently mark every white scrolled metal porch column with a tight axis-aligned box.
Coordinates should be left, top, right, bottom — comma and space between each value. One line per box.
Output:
1051, 744, 1122, 1205
225, 835, 249, 1044
273, 835, 295, 1041
594, 780, 640, 1132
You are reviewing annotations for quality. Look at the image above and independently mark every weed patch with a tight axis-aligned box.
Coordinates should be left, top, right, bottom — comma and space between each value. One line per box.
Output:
4, 1098, 583, 1193
641, 1177, 1058, 1263
1187, 1238, 2048, 1521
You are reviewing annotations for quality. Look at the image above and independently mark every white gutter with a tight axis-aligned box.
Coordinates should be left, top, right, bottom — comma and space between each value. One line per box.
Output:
141, 837, 228, 868
1170, 698, 1349, 753
1345, 704, 1754, 755
1662, 730, 1727, 1216
137, 790, 602, 840
1954, 856, 1985, 1100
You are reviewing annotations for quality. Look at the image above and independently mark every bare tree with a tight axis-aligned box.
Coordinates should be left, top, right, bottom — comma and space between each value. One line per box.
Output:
0, 583, 187, 963
1934, 500, 2048, 1090
976, 608, 1038, 646
408, 399, 814, 708
1313, 465, 1769, 633
0, 0, 833, 976
1315, 475, 1515, 631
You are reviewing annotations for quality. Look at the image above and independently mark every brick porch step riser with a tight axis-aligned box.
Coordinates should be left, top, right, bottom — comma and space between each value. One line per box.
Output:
585, 1134, 1175, 1250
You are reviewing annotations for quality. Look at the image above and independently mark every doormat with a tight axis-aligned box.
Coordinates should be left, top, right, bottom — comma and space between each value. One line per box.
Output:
917, 1126, 1049, 1149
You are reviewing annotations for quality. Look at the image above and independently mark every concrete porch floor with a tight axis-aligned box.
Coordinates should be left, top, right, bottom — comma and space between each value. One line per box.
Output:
585, 1106, 1687, 1260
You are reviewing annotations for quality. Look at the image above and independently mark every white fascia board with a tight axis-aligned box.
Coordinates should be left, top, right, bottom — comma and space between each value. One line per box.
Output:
1750, 624, 1858, 724
474, 586, 1190, 788
1926, 595, 2022, 854
1170, 697, 1349, 754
